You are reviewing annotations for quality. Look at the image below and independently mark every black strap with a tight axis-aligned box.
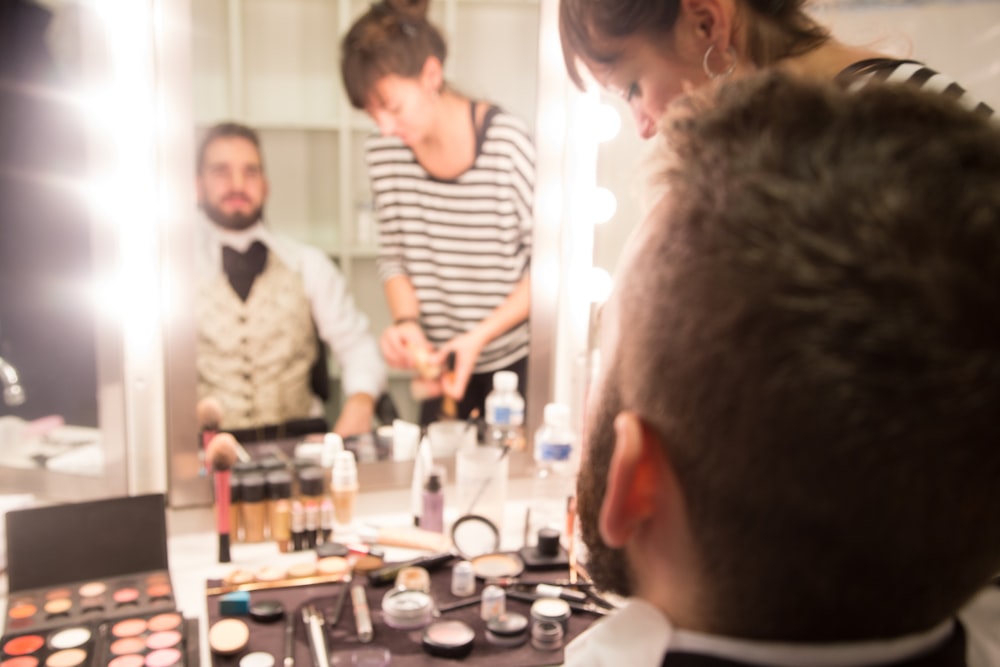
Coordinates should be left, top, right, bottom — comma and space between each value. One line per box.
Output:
472, 101, 502, 157
221, 240, 268, 301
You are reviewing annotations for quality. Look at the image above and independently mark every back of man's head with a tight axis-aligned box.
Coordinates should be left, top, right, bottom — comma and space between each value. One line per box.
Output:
619, 72, 1000, 640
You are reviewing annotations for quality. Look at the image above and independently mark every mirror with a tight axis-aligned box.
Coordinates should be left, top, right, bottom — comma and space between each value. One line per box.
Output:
167, 0, 546, 506
0, 1, 133, 499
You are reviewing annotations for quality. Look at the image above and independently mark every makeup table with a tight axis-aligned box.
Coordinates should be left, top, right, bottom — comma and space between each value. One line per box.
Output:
163, 477, 582, 667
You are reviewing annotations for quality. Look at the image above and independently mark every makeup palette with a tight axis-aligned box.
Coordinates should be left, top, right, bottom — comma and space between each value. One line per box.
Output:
4, 495, 175, 634
2, 495, 190, 667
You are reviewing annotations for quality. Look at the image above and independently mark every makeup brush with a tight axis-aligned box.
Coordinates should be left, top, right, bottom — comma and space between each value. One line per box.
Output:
441, 351, 457, 419
207, 432, 241, 563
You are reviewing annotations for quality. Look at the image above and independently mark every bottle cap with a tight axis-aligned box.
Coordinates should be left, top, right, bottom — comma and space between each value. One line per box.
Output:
264, 471, 292, 500
297, 467, 325, 497
543, 403, 570, 429
492, 370, 518, 392
240, 473, 266, 503
424, 472, 442, 493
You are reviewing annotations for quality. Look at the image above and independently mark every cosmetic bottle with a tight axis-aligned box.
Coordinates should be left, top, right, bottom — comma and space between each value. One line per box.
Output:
266, 470, 293, 553
240, 473, 267, 543
298, 466, 326, 504
291, 499, 306, 551
421, 468, 444, 533
320, 497, 334, 545
304, 498, 319, 549
331, 450, 359, 529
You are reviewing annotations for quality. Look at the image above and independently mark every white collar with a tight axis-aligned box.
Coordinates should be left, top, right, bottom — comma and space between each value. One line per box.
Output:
565, 597, 955, 667
205, 218, 268, 253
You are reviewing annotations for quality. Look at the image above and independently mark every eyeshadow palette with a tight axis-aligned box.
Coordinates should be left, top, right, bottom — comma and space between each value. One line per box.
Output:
4, 495, 175, 634
1, 623, 98, 667
5, 572, 176, 633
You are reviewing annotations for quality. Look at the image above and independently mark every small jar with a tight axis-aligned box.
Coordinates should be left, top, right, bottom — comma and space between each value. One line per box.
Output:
480, 584, 505, 622
530, 597, 571, 633
450, 561, 476, 597
531, 619, 564, 651
486, 612, 529, 647
381, 588, 433, 630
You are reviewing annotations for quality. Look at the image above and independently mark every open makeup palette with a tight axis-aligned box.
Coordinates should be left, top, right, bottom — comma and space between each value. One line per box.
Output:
2, 494, 194, 667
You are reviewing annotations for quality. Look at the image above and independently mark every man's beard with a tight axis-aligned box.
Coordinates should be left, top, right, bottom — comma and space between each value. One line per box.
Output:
577, 383, 635, 597
201, 197, 263, 231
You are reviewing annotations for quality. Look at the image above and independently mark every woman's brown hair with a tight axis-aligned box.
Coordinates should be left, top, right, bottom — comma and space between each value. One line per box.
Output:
558, 0, 830, 90
341, 0, 448, 109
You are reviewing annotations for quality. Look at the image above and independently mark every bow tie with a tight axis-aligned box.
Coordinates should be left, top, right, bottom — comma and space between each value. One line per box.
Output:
222, 241, 268, 301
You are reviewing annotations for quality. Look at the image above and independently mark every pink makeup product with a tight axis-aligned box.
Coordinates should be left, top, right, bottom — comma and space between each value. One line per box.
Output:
3, 495, 178, 635
1, 625, 96, 667
98, 612, 187, 667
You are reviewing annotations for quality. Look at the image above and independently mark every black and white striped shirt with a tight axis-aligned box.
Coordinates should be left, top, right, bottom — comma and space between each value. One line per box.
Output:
367, 107, 535, 373
837, 58, 994, 119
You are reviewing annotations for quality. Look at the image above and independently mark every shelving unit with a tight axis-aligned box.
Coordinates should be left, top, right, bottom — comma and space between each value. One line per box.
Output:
190, 0, 541, 421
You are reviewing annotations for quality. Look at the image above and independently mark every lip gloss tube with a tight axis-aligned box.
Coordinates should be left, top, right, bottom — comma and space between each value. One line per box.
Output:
351, 584, 374, 643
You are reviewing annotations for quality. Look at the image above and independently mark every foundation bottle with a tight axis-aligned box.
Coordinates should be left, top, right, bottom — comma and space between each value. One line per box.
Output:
331, 450, 359, 529
240, 473, 267, 543
266, 470, 293, 553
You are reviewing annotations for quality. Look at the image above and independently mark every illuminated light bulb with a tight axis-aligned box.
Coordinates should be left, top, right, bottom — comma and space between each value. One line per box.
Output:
588, 267, 613, 304
590, 187, 617, 225
593, 104, 621, 143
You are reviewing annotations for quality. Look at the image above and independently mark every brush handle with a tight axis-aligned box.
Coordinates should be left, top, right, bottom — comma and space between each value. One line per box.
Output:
214, 469, 231, 563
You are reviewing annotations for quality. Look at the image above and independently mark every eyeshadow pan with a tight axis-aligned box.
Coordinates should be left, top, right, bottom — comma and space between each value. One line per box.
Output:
109, 638, 146, 656
47, 627, 91, 650
78, 583, 107, 598
146, 614, 181, 633
4, 635, 45, 656
111, 619, 148, 639
145, 648, 181, 667
2, 656, 39, 667
44, 590, 71, 601
108, 656, 144, 667
145, 585, 171, 600
144, 632, 180, 651
43, 600, 72, 616
45, 648, 86, 667
8, 603, 37, 620
113, 589, 140, 605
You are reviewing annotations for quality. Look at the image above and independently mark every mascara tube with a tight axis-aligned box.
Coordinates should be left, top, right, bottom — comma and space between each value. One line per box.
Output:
351, 584, 374, 643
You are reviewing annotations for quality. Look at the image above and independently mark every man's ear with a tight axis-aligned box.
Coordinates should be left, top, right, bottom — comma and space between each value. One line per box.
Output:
421, 55, 444, 94
599, 411, 663, 548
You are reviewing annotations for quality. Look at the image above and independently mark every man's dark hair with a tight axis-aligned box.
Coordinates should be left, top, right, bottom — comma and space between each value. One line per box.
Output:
618, 72, 1000, 640
196, 122, 263, 173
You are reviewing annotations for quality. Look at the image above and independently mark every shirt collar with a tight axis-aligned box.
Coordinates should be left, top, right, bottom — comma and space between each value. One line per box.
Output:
205, 218, 269, 253
565, 597, 955, 667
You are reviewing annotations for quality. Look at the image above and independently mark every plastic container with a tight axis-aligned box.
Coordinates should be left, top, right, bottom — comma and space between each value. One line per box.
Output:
530, 403, 578, 541
484, 370, 525, 450
331, 450, 359, 529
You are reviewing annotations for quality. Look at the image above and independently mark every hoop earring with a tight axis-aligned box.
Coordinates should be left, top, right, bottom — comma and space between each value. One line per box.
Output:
702, 44, 737, 79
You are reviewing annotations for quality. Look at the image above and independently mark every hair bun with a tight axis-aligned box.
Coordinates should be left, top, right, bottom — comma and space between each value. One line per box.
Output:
385, 0, 429, 19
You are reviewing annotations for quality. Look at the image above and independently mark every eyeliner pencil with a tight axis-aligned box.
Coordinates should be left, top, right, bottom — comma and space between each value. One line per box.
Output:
283, 611, 295, 667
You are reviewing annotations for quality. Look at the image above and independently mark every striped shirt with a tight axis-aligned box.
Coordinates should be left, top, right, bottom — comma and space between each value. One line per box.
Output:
367, 107, 535, 373
836, 58, 994, 119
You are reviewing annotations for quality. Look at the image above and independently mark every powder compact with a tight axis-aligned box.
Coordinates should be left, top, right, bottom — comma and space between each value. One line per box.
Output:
380, 589, 433, 630
421, 620, 475, 659
485, 612, 529, 647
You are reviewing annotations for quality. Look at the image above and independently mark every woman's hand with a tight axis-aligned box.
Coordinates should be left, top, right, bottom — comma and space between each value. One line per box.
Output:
433, 331, 486, 401
380, 320, 431, 369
